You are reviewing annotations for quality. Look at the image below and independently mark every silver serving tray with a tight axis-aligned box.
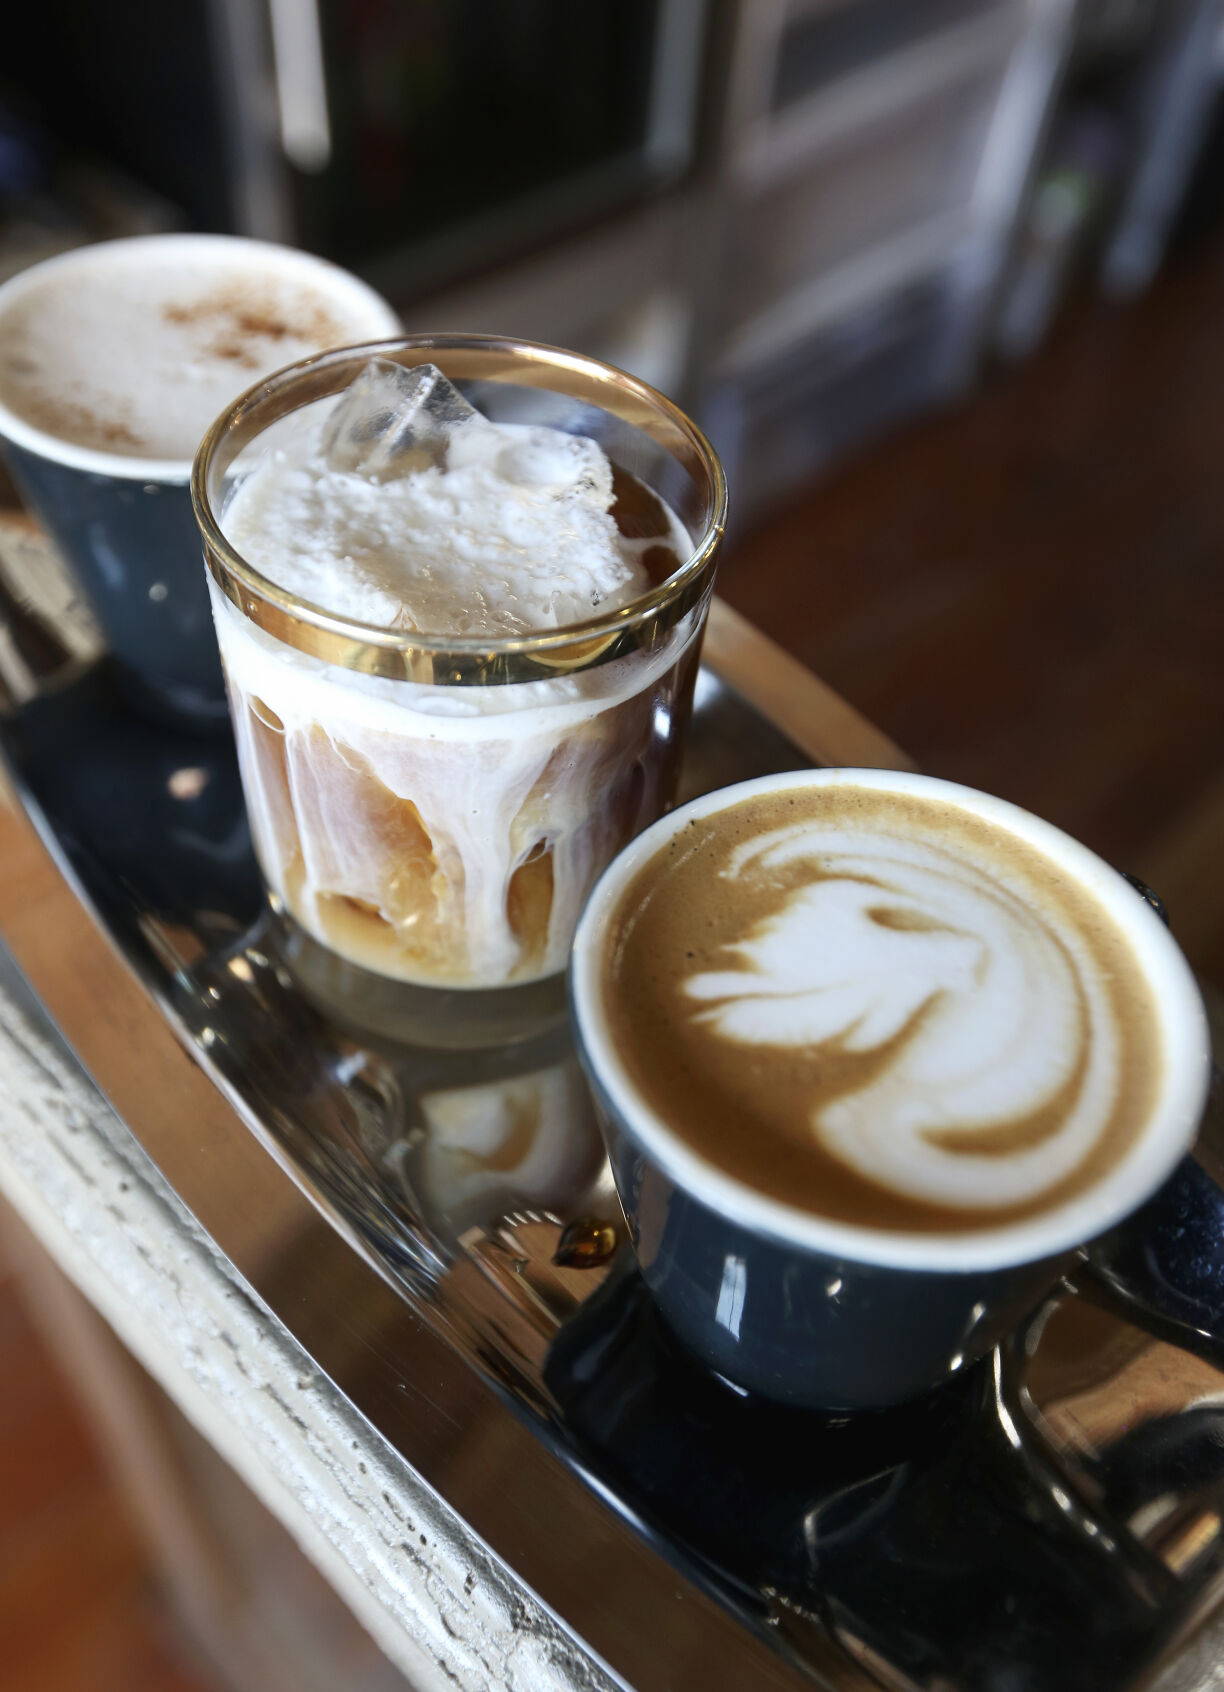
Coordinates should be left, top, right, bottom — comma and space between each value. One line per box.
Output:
1, 531, 1223, 1692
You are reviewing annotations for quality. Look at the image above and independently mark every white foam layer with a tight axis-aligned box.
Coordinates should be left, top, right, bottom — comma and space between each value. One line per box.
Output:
686, 823, 1124, 1211
0, 236, 398, 467
221, 393, 670, 636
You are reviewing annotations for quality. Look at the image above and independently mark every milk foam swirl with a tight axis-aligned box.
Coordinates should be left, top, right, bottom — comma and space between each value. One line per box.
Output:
684, 823, 1120, 1210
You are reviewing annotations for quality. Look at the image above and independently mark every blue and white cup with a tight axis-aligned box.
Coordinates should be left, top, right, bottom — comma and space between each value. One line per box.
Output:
0, 235, 398, 726
569, 769, 1212, 1410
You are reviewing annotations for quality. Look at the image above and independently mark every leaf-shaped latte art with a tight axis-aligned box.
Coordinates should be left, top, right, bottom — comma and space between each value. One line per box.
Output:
684, 825, 1119, 1210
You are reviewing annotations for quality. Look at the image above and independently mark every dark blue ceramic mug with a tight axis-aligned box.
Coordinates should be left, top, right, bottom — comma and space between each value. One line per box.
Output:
569, 770, 1212, 1410
0, 235, 398, 727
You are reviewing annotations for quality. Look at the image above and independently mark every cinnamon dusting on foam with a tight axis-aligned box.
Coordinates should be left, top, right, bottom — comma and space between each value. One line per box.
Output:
163, 291, 348, 370
604, 786, 1163, 1234
0, 248, 392, 460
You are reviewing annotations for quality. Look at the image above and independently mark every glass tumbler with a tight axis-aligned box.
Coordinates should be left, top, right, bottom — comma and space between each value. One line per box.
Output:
192, 334, 726, 1044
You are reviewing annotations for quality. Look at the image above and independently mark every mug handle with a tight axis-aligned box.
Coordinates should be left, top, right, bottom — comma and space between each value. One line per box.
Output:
1079, 875, 1224, 1369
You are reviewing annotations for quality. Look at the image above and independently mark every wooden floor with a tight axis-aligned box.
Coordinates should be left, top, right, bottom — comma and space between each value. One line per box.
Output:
3, 229, 1224, 1688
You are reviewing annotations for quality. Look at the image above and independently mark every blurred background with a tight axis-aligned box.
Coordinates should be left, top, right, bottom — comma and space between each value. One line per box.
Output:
2, 1, 1224, 1688
5, 0, 1224, 518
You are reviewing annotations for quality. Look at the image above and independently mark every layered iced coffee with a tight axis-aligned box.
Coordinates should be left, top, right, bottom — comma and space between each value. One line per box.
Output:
195, 340, 724, 1006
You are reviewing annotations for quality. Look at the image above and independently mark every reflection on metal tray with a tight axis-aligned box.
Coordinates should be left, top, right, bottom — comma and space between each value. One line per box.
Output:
4, 606, 1224, 1689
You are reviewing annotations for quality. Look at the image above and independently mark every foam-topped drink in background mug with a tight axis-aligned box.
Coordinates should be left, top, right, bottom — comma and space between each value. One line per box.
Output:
0, 239, 398, 463
570, 769, 1211, 1407
0, 236, 399, 722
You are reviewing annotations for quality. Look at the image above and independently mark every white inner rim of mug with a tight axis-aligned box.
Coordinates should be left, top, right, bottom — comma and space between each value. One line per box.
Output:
0, 234, 400, 483
570, 768, 1213, 1272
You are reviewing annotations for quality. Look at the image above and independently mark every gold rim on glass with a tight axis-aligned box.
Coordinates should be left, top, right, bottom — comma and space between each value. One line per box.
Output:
191, 333, 727, 686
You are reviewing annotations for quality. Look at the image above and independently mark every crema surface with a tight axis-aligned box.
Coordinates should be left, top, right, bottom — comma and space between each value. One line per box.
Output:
604, 786, 1162, 1231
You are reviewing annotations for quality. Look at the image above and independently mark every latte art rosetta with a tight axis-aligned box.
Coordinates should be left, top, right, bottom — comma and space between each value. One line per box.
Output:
684, 824, 1120, 1210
